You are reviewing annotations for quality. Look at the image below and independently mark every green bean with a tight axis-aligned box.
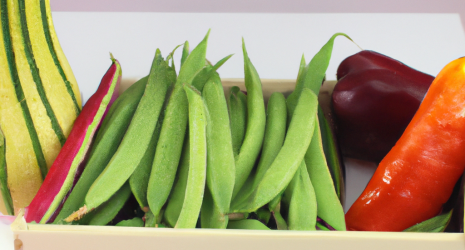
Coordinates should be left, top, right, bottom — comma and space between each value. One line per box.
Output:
231, 88, 318, 213
147, 31, 209, 219
304, 115, 345, 231
203, 73, 235, 215
200, 187, 228, 229
232, 39, 266, 199
163, 136, 190, 227
403, 209, 453, 232
0, 127, 13, 215
318, 106, 345, 204
86, 182, 132, 226
82, 49, 173, 213
175, 84, 207, 229
54, 77, 148, 223
115, 217, 144, 227
282, 161, 317, 230
228, 86, 247, 156
253, 92, 287, 187
231, 92, 286, 208
181, 41, 189, 67
287, 33, 353, 118
227, 219, 270, 230
129, 115, 162, 210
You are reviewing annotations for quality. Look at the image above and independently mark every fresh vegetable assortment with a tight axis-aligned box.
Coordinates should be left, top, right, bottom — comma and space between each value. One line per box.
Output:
1, 0, 465, 234
15, 30, 350, 231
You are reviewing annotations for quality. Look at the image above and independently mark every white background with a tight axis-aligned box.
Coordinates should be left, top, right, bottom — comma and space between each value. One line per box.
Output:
52, 12, 465, 103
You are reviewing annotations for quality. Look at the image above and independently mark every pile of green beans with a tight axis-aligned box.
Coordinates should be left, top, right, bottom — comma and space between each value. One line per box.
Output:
57, 31, 351, 231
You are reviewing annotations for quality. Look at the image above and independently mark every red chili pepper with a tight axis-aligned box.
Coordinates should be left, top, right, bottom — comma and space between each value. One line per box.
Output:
345, 57, 465, 231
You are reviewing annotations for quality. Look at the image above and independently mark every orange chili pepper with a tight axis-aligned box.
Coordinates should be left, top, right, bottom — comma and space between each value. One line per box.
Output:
345, 57, 465, 231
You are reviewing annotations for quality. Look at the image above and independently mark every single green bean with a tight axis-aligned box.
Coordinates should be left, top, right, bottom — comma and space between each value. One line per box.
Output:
86, 182, 132, 226
54, 77, 148, 223
147, 31, 209, 219
318, 106, 345, 204
305, 115, 345, 231
227, 219, 270, 230
228, 86, 247, 156
129, 116, 162, 210
83, 49, 173, 213
231, 88, 318, 213
175, 84, 207, 229
253, 92, 287, 187
232, 39, 266, 199
283, 161, 317, 231
163, 136, 190, 227
115, 217, 145, 227
203, 73, 235, 215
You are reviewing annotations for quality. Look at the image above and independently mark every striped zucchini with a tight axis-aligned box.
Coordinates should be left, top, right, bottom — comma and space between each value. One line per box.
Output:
0, 0, 81, 214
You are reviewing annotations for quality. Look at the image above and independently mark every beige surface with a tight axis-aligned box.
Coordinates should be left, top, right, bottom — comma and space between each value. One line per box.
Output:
12, 222, 465, 250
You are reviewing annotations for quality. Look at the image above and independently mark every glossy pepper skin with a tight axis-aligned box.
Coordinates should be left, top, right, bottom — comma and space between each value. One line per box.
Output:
332, 50, 434, 162
345, 57, 465, 231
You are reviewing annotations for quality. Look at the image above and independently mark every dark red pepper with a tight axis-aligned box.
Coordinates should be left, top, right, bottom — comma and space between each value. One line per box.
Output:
332, 50, 434, 162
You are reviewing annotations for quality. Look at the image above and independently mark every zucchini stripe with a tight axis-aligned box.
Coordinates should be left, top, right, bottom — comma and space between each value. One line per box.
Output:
39, 0, 80, 114
0, 127, 14, 215
18, 0, 66, 147
1, 0, 47, 179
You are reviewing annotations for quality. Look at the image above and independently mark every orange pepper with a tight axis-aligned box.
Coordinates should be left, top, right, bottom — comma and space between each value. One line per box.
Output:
345, 57, 465, 231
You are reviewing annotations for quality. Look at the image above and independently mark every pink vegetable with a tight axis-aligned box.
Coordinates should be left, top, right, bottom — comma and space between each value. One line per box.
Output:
25, 56, 121, 223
